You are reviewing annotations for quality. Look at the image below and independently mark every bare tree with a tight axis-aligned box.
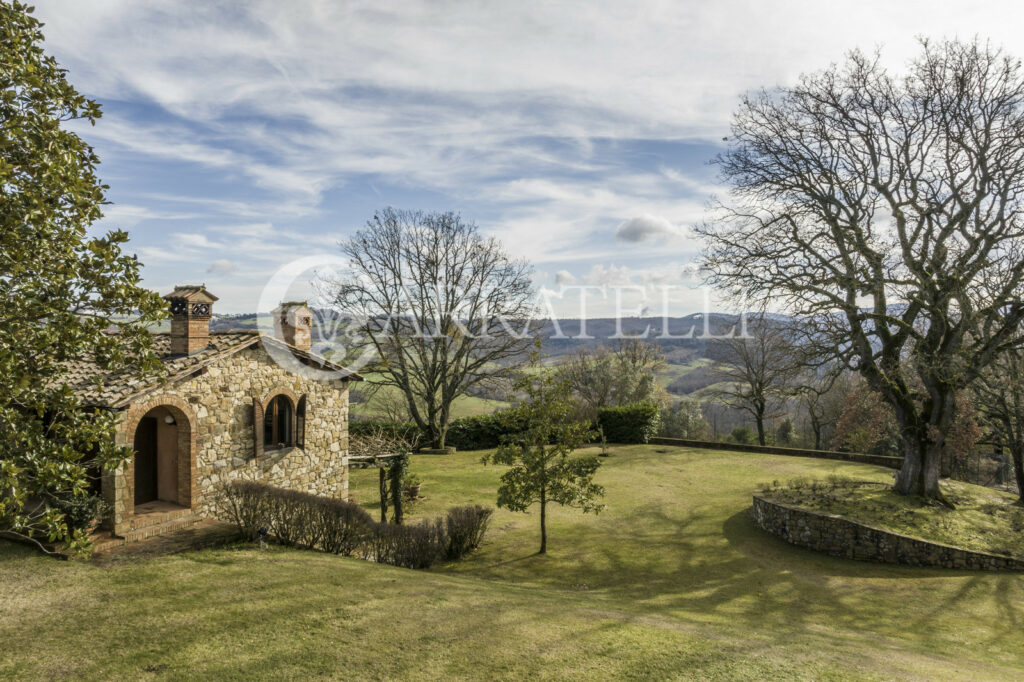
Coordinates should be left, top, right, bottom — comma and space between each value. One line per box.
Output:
798, 369, 855, 451
326, 208, 535, 449
709, 316, 799, 445
699, 40, 1024, 501
561, 339, 667, 417
973, 349, 1024, 502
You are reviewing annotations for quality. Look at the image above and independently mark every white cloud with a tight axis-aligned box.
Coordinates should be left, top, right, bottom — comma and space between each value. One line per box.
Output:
29, 0, 1024, 311
554, 269, 576, 286
207, 258, 237, 274
615, 214, 686, 243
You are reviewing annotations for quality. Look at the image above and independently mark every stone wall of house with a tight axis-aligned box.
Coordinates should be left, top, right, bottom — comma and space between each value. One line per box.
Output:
111, 344, 351, 532
751, 494, 1024, 571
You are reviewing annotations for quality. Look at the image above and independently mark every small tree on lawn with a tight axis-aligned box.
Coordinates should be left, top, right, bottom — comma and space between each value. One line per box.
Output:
482, 368, 605, 554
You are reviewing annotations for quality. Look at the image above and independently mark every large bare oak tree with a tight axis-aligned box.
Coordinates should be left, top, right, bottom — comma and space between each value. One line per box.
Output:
327, 208, 534, 449
699, 40, 1024, 500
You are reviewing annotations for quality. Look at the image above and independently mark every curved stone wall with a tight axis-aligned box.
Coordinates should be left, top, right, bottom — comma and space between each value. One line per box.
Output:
751, 495, 1024, 571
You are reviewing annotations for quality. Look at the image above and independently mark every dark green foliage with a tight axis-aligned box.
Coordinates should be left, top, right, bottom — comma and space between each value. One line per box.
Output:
351, 412, 532, 451
596, 403, 661, 444
51, 495, 107, 532
730, 426, 754, 444
0, 3, 168, 555
217, 481, 490, 568
445, 411, 530, 450
776, 418, 795, 445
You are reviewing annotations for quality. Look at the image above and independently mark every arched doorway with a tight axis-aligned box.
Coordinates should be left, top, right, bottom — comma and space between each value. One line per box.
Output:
132, 405, 189, 509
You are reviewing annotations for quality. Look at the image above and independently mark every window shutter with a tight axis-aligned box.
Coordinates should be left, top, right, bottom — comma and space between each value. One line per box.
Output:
296, 395, 307, 449
252, 397, 264, 458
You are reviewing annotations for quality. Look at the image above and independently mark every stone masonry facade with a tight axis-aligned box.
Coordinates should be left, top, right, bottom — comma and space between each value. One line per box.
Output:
107, 345, 351, 534
751, 494, 1024, 571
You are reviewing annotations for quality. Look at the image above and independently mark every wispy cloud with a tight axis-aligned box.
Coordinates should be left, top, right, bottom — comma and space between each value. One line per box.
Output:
32, 0, 1024, 312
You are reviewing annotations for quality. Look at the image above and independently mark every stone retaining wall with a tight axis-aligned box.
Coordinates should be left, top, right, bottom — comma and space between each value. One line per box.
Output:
751, 494, 1024, 571
649, 437, 902, 469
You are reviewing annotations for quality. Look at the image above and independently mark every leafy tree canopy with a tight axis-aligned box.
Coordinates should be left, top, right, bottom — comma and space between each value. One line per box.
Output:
0, 2, 167, 555
483, 363, 604, 554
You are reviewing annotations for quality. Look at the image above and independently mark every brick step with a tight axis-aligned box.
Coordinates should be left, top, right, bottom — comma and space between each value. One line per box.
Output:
120, 514, 202, 543
128, 506, 193, 531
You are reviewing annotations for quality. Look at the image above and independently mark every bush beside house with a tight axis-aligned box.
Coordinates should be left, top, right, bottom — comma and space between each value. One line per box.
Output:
217, 480, 492, 569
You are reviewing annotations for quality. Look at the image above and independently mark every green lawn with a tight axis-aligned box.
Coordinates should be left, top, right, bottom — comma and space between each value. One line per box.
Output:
4, 446, 1024, 680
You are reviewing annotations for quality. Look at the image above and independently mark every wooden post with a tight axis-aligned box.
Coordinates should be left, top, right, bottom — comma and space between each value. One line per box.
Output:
378, 463, 388, 524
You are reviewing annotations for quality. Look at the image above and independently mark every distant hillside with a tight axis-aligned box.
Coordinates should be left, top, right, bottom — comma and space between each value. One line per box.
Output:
210, 311, 746, 360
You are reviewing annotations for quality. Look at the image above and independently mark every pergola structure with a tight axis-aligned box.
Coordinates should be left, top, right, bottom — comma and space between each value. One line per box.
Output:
347, 452, 407, 524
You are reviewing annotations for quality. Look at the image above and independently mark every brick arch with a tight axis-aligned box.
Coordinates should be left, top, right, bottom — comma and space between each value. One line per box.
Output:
122, 394, 198, 439
259, 384, 299, 409
112, 394, 198, 534
258, 384, 303, 452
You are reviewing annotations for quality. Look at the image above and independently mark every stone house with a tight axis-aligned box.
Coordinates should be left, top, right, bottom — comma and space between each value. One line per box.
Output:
66, 285, 361, 540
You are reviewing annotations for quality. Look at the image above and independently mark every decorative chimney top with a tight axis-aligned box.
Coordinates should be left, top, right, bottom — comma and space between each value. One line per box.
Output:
164, 285, 218, 355
272, 301, 313, 353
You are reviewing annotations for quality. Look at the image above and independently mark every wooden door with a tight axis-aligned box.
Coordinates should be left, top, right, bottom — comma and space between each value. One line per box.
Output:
134, 417, 158, 505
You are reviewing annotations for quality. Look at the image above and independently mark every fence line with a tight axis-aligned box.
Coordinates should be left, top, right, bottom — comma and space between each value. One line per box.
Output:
646, 437, 903, 469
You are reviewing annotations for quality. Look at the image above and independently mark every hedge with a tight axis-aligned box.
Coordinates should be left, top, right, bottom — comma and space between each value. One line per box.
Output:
351, 412, 531, 451
596, 402, 661, 444
216, 480, 492, 569
444, 411, 530, 450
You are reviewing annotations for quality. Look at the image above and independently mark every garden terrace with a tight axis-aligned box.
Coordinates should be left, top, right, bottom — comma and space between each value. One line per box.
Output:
4, 445, 1024, 679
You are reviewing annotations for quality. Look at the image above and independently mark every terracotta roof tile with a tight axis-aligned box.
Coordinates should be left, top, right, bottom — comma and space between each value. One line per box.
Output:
61, 331, 360, 408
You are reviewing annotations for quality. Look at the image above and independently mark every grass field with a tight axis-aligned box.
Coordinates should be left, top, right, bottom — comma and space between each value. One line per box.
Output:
4, 446, 1024, 680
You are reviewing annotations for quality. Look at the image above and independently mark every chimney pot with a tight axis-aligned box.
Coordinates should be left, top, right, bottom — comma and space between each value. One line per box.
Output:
273, 301, 313, 353
164, 285, 218, 355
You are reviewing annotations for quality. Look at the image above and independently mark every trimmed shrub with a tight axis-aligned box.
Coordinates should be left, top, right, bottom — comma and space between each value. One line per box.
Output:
596, 402, 661, 444
369, 519, 446, 569
443, 505, 493, 560
316, 497, 374, 555
349, 411, 534, 452
444, 411, 530, 451
216, 480, 271, 541
216, 481, 491, 568
217, 480, 373, 552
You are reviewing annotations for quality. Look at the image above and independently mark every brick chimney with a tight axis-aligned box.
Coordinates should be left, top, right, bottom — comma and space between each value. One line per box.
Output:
164, 285, 218, 355
273, 301, 313, 352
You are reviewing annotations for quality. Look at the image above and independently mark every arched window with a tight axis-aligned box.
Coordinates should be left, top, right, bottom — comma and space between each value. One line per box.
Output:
264, 394, 294, 449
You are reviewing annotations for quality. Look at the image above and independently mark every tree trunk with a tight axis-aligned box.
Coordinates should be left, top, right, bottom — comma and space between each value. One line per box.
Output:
430, 424, 447, 449
1011, 444, 1024, 503
539, 486, 547, 555
755, 413, 766, 446
894, 435, 944, 499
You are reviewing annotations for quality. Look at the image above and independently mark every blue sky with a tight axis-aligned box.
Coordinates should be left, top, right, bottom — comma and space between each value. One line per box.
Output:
33, 0, 1024, 314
